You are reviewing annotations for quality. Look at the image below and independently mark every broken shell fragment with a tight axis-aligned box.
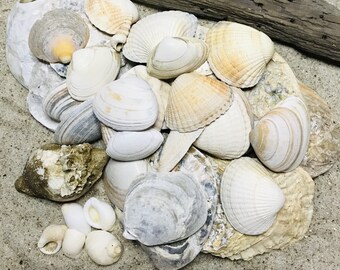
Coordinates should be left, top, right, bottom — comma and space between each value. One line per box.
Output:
62, 228, 86, 258
38, 224, 67, 255
62, 203, 91, 235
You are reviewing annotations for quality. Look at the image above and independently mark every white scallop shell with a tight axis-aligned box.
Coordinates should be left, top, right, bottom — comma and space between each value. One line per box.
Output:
38, 224, 67, 255
123, 10, 198, 63
220, 158, 285, 235
61, 228, 86, 258
61, 203, 91, 235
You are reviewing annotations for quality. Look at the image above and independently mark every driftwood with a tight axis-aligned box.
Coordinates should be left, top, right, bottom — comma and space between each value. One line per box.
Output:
133, 0, 340, 63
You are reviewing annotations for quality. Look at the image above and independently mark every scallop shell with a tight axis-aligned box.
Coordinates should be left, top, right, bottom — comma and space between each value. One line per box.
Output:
194, 88, 253, 159
28, 9, 89, 64
123, 171, 208, 246
38, 224, 67, 255
165, 72, 233, 132
206, 21, 274, 88
220, 158, 285, 235
62, 203, 92, 235
93, 75, 158, 131
84, 0, 139, 51
123, 10, 198, 63
106, 128, 164, 161
250, 96, 310, 172
61, 229, 86, 258
147, 37, 208, 79
67, 46, 121, 101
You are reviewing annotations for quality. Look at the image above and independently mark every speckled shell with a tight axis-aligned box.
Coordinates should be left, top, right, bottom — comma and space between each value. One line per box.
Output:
123, 10, 198, 63
165, 72, 233, 132
206, 22, 274, 88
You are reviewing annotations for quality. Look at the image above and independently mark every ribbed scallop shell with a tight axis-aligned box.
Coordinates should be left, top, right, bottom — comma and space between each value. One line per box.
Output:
250, 96, 310, 172
147, 37, 208, 79
165, 72, 233, 132
28, 9, 89, 64
67, 46, 120, 101
206, 21, 274, 88
220, 158, 285, 235
93, 75, 158, 131
194, 88, 252, 159
123, 10, 198, 63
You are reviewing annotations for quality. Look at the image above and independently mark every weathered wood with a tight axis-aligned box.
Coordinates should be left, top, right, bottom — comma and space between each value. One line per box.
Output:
133, 0, 340, 63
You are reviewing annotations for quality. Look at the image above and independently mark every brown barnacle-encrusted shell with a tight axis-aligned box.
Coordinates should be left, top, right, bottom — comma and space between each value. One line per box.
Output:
28, 9, 89, 64
15, 143, 108, 202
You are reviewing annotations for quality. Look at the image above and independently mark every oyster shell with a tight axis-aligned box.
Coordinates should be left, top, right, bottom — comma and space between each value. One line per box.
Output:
15, 143, 109, 202
38, 224, 67, 255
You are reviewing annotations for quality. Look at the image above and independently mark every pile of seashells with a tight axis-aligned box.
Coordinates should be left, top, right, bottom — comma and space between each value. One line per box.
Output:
6, 0, 339, 269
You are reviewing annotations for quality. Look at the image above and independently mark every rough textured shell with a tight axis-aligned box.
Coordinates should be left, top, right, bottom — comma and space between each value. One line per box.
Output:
67, 46, 120, 101
123, 171, 208, 246
38, 224, 67, 255
147, 37, 208, 79
165, 72, 233, 132
220, 158, 285, 235
123, 10, 198, 63
250, 96, 310, 172
28, 9, 89, 63
62, 229, 86, 258
62, 203, 91, 235
93, 75, 158, 131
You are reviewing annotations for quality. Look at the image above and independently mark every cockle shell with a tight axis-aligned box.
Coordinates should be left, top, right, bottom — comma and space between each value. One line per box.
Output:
123, 171, 208, 246
83, 197, 116, 231
250, 96, 310, 172
67, 46, 121, 101
103, 158, 152, 210
205, 21, 274, 88
147, 37, 208, 79
194, 88, 253, 159
93, 75, 158, 131
61, 228, 86, 258
165, 72, 233, 132
28, 9, 89, 64
62, 203, 91, 235
85, 230, 123, 265
106, 128, 163, 161
15, 144, 109, 202
123, 10, 198, 63
220, 158, 285, 235
84, 0, 139, 51
38, 224, 67, 255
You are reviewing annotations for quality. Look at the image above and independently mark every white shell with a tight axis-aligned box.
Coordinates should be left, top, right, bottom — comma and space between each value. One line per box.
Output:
93, 75, 158, 131
61, 203, 91, 235
38, 224, 67, 255
220, 158, 285, 235
106, 128, 164, 161
67, 46, 120, 101
83, 197, 116, 231
101, 124, 116, 145
85, 230, 123, 265
61, 229, 86, 258
123, 10, 198, 63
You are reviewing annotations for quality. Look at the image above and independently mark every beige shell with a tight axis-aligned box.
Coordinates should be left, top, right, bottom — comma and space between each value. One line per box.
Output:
165, 72, 233, 132
38, 224, 68, 255
84, 0, 139, 51
123, 10, 198, 63
205, 21, 274, 88
250, 96, 310, 172
28, 9, 89, 64
147, 37, 208, 79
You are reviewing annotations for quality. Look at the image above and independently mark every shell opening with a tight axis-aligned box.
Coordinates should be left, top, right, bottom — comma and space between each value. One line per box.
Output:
38, 241, 61, 255
111, 34, 127, 52
88, 206, 100, 223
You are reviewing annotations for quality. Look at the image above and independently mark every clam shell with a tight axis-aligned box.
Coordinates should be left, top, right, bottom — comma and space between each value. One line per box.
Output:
101, 124, 116, 146
28, 9, 89, 64
62, 203, 91, 235
93, 75, 158, 131
250, 96, 310, 172
67, 46, 121, 101
206, 21, 274, 88
106, 128, 164, 161
61, 229, 86, 258
220, 158, 285, 235
147, 37, 208, 79
165, 72, 233, 132
123, 10, 198, 63
38, 224, 67, 255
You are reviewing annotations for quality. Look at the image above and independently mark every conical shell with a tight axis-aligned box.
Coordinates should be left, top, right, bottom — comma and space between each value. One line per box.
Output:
123, 10, 198, 63
28, 9, 89, 64
250, 96, 310, 172
93, 75, 158, 131
194, 88, 252, 159
38, 224, 67, 255
67, 46, 120, 101
166, 72, 233, 132
206, 21, 274, 88
123, 171, 208, 246
147, 37, 208, 79
221, 158, 285, 235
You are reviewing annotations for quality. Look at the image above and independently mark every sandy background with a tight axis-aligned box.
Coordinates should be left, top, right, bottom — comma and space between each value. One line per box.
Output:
1, 0, 339, 269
